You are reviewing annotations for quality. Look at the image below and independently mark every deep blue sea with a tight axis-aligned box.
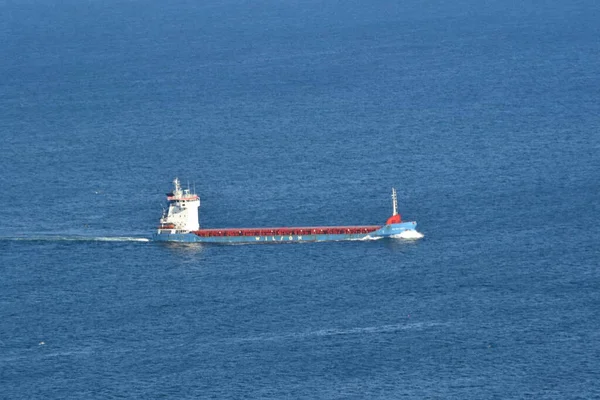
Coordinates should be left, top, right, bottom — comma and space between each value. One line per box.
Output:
2, 0, 600, 398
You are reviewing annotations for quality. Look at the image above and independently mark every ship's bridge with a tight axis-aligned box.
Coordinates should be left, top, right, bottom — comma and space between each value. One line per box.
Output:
159, 178, 200, 232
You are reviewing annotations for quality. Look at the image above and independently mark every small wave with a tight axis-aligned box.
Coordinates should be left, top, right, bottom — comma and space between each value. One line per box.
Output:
391, 230, 424, 240
310, 322, 430, 337
232, 321, 446, 344
0, 236, 150, 243
347, 235, 383, 241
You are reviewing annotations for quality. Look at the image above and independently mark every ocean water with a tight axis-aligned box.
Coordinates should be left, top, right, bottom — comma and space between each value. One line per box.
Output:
2, 0, 600, 398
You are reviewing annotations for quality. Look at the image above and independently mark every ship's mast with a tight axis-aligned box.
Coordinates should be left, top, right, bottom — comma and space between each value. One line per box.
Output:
392, 188, 398, 216
173, 178, 182, 197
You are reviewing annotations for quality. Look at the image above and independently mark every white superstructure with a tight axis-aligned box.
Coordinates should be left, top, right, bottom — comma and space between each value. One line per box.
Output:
158, 178, 200, 233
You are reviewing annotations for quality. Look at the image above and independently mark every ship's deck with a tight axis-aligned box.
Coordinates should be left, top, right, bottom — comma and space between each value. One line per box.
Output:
192, 225, 381, 237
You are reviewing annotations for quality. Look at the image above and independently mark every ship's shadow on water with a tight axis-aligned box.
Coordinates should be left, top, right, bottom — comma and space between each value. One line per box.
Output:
159, 242, 207, 256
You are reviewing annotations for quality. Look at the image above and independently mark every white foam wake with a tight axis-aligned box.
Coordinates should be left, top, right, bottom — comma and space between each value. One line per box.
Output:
391, 230, 424, 240
0, 236, 150, 242
348, 235, 384, 241
88, 236, 150, 242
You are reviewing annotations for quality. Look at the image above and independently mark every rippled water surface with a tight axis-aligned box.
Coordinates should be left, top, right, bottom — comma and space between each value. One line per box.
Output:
2, 0, 600, 398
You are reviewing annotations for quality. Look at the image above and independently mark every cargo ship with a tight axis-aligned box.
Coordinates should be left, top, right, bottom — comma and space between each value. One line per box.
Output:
153, 178, 420, 243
